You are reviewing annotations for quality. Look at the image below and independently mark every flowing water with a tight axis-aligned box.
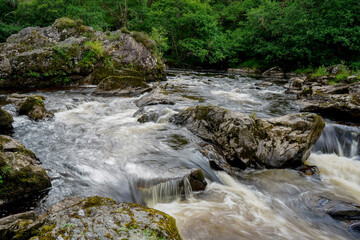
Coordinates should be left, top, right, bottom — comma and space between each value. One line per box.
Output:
2, 70, 360, 239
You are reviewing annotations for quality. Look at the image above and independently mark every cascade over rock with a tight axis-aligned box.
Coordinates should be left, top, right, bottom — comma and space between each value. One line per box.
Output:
172, 106, 325, 169
0, 18, 166, 89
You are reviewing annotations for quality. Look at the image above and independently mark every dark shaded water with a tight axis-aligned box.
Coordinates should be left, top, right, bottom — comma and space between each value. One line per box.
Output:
1, 70, 359, 239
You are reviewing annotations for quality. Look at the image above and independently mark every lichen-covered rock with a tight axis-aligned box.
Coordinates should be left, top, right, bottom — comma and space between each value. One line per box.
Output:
0, 135, 51, 206
15, 95, 54, 120
0, 18, 166, 89
299, 94, 360, 122
172, 106, 325, 169
0, 108, 13, 133
0, 196, 182, 240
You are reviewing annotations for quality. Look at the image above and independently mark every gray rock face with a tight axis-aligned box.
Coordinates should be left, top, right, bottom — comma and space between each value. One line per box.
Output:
0, 196, 182, 240
0, 18, 166, 89
0, 135, 51, 206
0, 108, 13, 133
262, 66, 285, 79
15, 95, 54, 120
172, 106, 325, 169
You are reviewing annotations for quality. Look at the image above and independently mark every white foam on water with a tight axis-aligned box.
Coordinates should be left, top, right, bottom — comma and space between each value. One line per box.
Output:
306, 153, 360, 203
211, 89, 260, 104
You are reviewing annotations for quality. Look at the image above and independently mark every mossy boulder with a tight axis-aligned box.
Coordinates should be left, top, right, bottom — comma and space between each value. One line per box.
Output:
0, 135, 51, 207
0, 108, 13, 133
0, 196, 183, 240
15, 95, 54, 121
171, 106, 325, 169
94, 75, 150, 96
0, 18, 166, 89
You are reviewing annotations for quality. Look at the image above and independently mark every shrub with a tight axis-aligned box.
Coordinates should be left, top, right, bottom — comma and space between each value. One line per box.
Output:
312, 66, 328, 77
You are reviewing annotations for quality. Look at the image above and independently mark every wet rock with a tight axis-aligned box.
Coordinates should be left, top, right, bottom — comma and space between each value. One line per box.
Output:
296, 165, 320, 179
0, 108, 13, 133
262, 66, 285, 79
0, 18, 165, 89
135, 85, 175, 108
0, 135, 51, 206
255, 81, 273, 87
299, 94, 360, 122
172, 106, 325, 169
188, 169, 207, 191
0, 196, 182, 240
199, 143, 233, 173
315, 197, 360, 220
15, 95, 54, 120
310, 197, 360, 237
228, 68, 261, 77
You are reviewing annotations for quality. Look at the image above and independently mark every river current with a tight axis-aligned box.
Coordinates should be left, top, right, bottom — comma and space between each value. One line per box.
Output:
2, 70, 360, 239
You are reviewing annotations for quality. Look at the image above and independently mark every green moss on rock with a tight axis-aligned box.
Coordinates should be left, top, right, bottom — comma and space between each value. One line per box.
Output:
0, 108, 13, 133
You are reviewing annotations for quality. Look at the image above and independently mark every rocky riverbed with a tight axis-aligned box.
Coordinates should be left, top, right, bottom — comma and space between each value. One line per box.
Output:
0, 68, 359, 239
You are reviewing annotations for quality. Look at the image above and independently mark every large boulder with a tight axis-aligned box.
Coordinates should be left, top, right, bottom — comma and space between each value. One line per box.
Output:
172, 106, 325, 169
0, 196, 182, 240
0, 135, 51, 206
0, 108, 13, 133
15, 95, 54, 120
0, 18, 166, 89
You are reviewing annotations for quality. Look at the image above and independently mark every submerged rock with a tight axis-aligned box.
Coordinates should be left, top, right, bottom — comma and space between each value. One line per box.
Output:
135, 85, 175, 108
15, 95, 54, 120
0, 135, 51, 206
0, 108, 13, 133
172, 106, 325, 169
314, 197, 360, 236
0, 196, 182, 240
0, 18, 166, 89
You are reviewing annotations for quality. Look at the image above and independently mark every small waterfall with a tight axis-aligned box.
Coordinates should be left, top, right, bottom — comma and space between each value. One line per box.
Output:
140, 178, 193, 207
313, 124, 360, 159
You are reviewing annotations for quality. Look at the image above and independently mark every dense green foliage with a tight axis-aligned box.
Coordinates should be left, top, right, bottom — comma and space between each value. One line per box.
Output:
1, 0, 360, 69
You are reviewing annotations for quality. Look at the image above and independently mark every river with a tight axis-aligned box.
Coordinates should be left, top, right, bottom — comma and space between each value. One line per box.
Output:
2, 70, 359, 239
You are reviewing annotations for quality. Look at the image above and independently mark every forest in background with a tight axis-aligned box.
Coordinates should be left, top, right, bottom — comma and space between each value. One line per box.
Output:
1, 0, 360, 70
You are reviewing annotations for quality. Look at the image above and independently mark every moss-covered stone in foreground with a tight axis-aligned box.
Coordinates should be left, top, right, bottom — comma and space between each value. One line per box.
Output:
0, 108, 13, 133
0, 135, 51, 207
3, 196, 182, 240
